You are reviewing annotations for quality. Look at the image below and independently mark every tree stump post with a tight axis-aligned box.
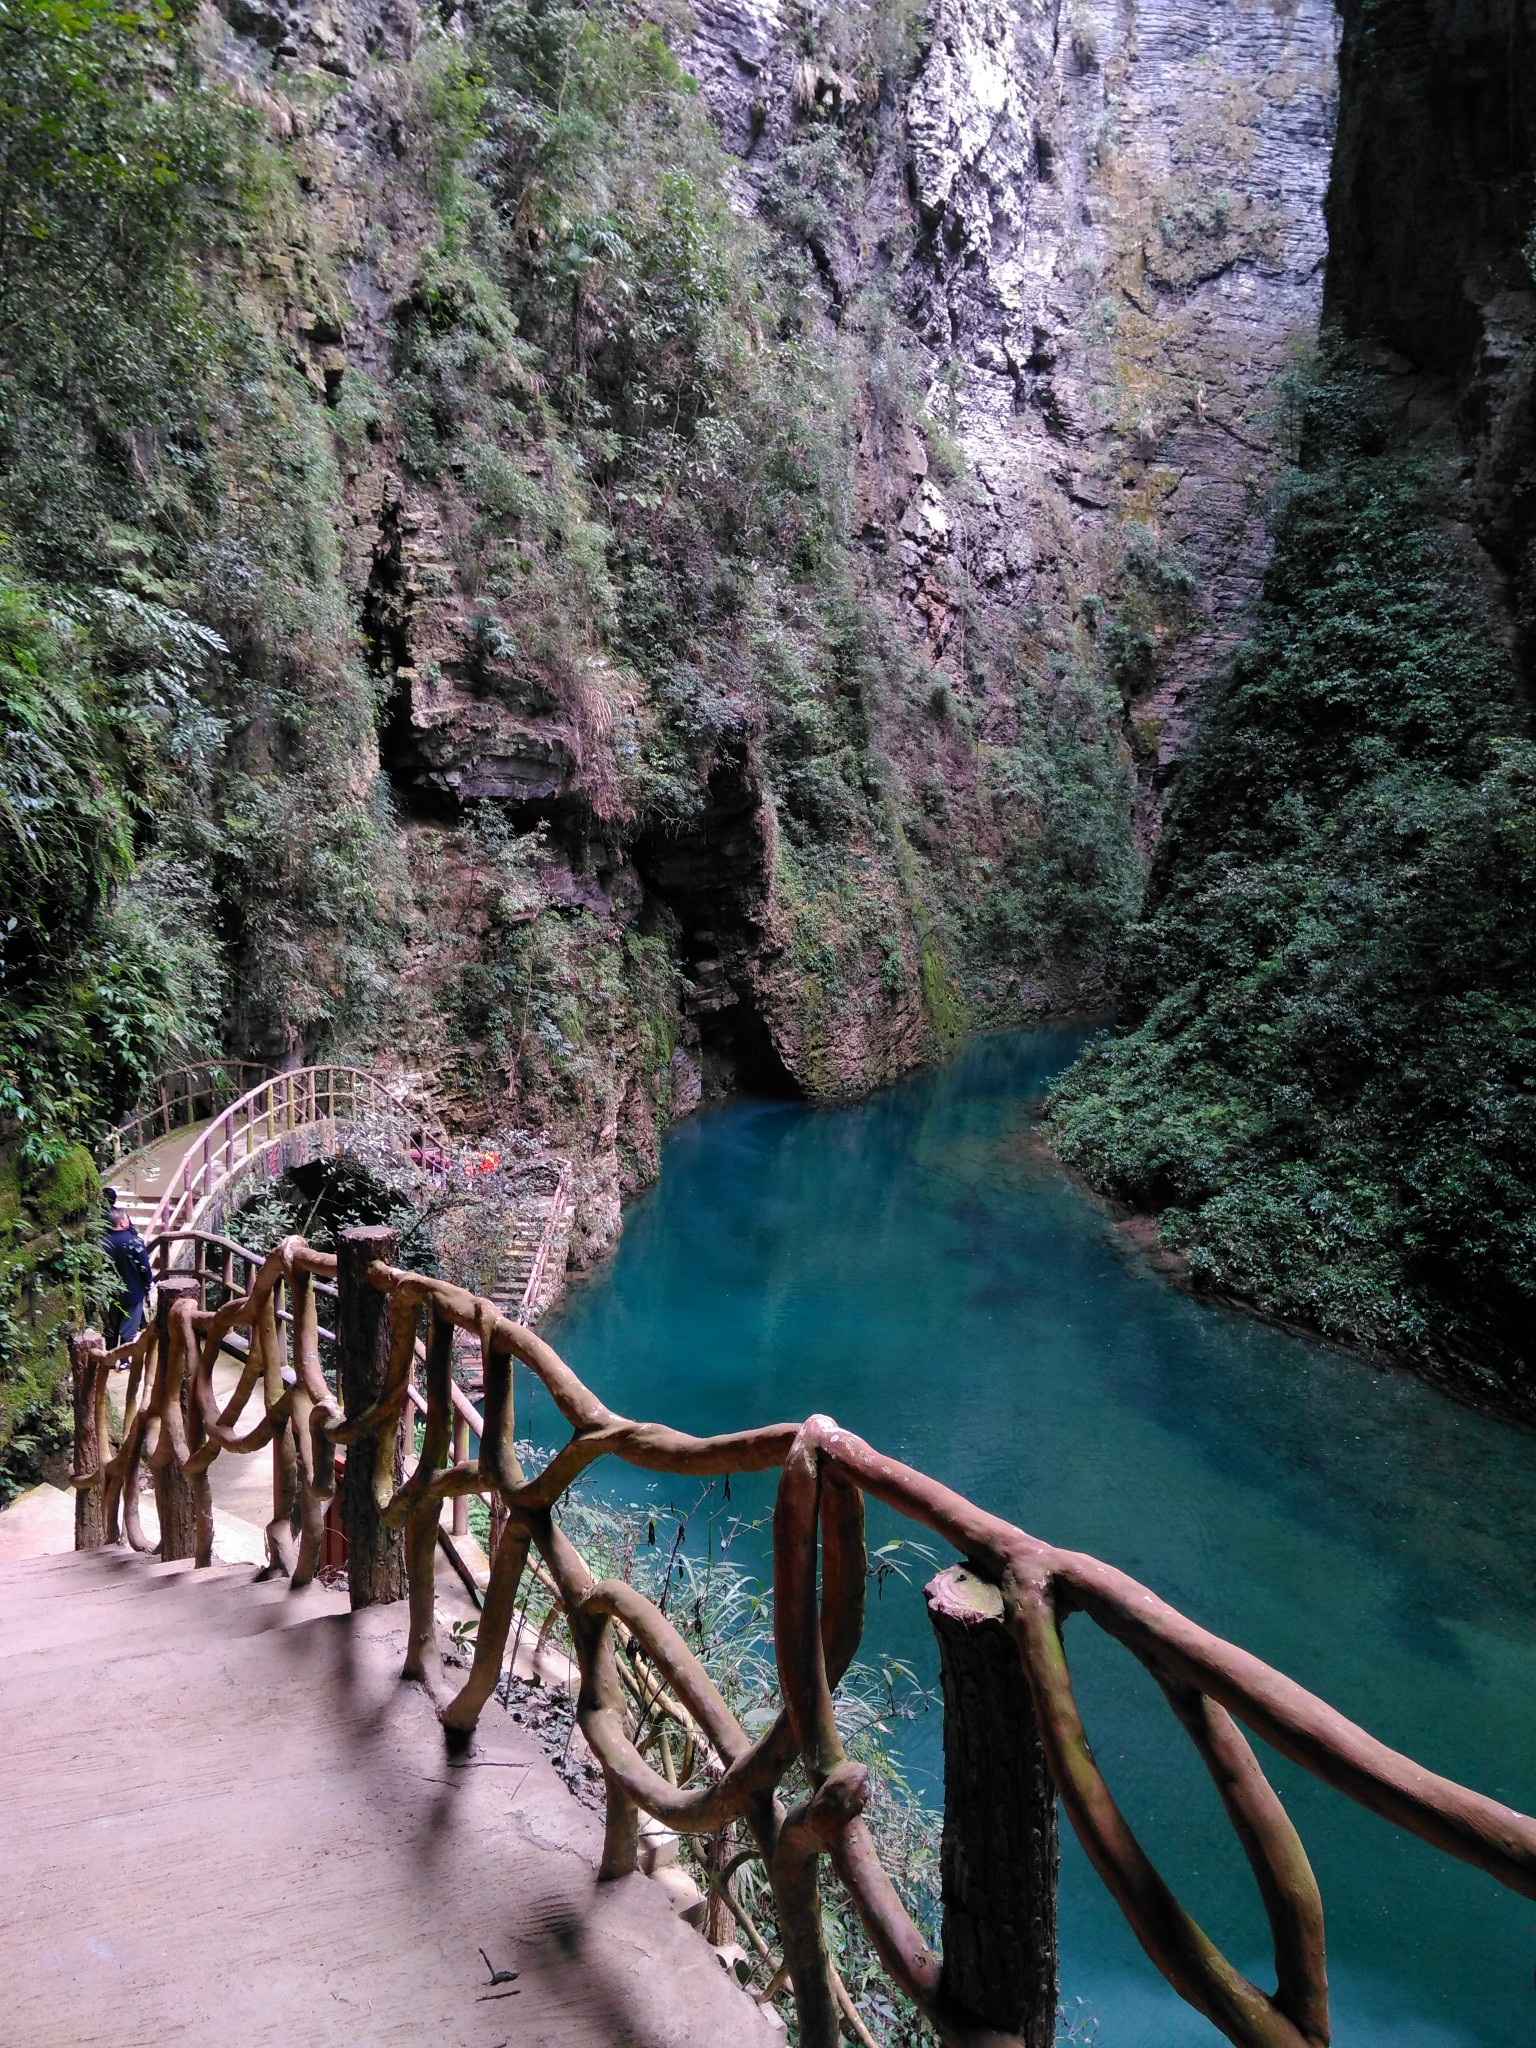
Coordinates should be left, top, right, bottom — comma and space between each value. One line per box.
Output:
925, 1564, 1059, 2043
337, 1224, 407, 1608
69, 1329, 108, 1551
153, 1276, 202, 1561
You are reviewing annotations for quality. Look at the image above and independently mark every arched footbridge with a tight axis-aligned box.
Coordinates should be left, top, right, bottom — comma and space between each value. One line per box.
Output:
106, 1063, 425, 1245
101, 1063, 572, 1324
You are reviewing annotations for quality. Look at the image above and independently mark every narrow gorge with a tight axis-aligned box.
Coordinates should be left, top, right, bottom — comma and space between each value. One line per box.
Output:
2, 0, 1533, 1485
4, 6, 1536, 2043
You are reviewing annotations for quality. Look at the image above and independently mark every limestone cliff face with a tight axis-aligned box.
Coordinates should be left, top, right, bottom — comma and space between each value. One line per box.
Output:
194, 0, 1343, 1259
1038, 3, 1536, 1394
686, 0, 1337, 836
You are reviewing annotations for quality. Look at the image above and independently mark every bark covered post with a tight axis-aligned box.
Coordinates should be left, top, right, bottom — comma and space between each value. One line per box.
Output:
336, 1224, 406, 1607
925, 1563, 1059, 2043
69, 1328, 108, 1551
153, 1276, 201, 1561
451, 1407, 469, 1537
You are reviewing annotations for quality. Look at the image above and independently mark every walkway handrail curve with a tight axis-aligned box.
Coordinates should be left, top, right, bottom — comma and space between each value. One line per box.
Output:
98, 1061, 273, 1169
149, 1065, 420, 1245
66, 1233, 1536, 2048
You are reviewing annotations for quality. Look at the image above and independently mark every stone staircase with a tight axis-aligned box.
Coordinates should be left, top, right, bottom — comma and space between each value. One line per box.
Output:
496, 1224, 545, 1315
494, 1166, 574, 1321
0, 1547, 778, 2047
451, 1164, 574, 1392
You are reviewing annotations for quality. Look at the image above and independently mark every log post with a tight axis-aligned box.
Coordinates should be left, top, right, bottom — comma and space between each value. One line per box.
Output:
451, 1408, 469, 1537
69, 1329, 108, 1551
336, 1224, 407, 1608
925, 1564, 1058, 2043
153, 1276, 202, 1562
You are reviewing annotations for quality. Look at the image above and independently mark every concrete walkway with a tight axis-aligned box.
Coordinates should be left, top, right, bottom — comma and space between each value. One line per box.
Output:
0, 1548, 779, 2046
107, 1114, 216, 1234
0, 1361, 309, 1571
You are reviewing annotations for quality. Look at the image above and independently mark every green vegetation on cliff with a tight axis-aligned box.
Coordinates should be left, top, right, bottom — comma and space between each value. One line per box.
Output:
0, 0, 1143, 1482
0, 0, 226, 1149
0, 0, 1142, 1156
384, 0, 939, 1101
381, 0, 1137, 1103
0, 0, 401, 1482
0, 0, 402, 1150
1050, 358, 1536, 1400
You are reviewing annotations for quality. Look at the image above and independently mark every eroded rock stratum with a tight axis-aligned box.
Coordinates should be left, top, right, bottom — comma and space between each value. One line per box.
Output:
688, 0, 1336, 834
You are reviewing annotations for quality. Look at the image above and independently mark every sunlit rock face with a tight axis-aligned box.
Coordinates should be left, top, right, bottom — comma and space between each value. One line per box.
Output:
687, 0, 1339, 839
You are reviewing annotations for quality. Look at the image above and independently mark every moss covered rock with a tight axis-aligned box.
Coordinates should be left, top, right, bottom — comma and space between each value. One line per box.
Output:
27, 1145, 100, 1230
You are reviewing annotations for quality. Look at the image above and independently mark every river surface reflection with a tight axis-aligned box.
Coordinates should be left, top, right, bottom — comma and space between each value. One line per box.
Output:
539, 1025, 1536, 2046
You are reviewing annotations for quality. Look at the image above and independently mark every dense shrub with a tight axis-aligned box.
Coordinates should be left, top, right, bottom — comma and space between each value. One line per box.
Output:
0, 574, 224, 1155
1050, 358, 1536, 1398
0, 0, 405, 1469
0, 0, 228, 576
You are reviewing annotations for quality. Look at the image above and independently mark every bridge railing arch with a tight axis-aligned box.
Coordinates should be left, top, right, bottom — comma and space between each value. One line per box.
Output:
98, 1060, 273, 1170
65, 1228, 1536, 2048
149, 1065, 430, 1251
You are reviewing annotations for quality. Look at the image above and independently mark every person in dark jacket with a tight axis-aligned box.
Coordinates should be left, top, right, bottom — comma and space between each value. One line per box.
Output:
104, 1206, 154, 1346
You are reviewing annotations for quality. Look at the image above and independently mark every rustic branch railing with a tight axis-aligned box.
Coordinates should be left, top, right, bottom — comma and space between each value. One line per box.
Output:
98, 1061, 273, 1169
150, 1226, 486, 1437
67, 1229, 1536, 2048
148, 1066, 421, 1249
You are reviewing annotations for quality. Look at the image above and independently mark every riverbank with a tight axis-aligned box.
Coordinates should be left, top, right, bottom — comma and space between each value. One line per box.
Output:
1037, 1120, 1536, 1433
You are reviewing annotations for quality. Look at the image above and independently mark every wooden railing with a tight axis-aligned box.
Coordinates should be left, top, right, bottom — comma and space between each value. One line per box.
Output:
147, 1225, 487, 1432
98, 1061, 273, 1168
517, 1154, 574, 1322
149, 1066, 418, 1247
67, 1230, 1536, 2048
130, 1229, 489, 1565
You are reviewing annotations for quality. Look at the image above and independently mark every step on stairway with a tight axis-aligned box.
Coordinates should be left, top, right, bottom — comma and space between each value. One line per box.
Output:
450, 1178, 573, 1392
496, 1176, 574, 1324
0, 1547, 779, 2047
102, 1118, 218, 1237
104, 1189, 157, 1236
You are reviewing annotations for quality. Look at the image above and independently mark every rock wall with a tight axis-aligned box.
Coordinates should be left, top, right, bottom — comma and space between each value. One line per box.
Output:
687, 0, 1338, 837
189, 0, 1343, 1262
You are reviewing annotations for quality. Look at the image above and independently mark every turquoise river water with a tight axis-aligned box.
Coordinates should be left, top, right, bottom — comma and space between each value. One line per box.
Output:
537, 1025, 1535, 2046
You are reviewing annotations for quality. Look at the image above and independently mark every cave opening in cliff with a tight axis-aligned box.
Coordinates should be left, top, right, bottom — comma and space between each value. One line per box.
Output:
688, 962, 800, 1102
635, 748, 802, 1104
